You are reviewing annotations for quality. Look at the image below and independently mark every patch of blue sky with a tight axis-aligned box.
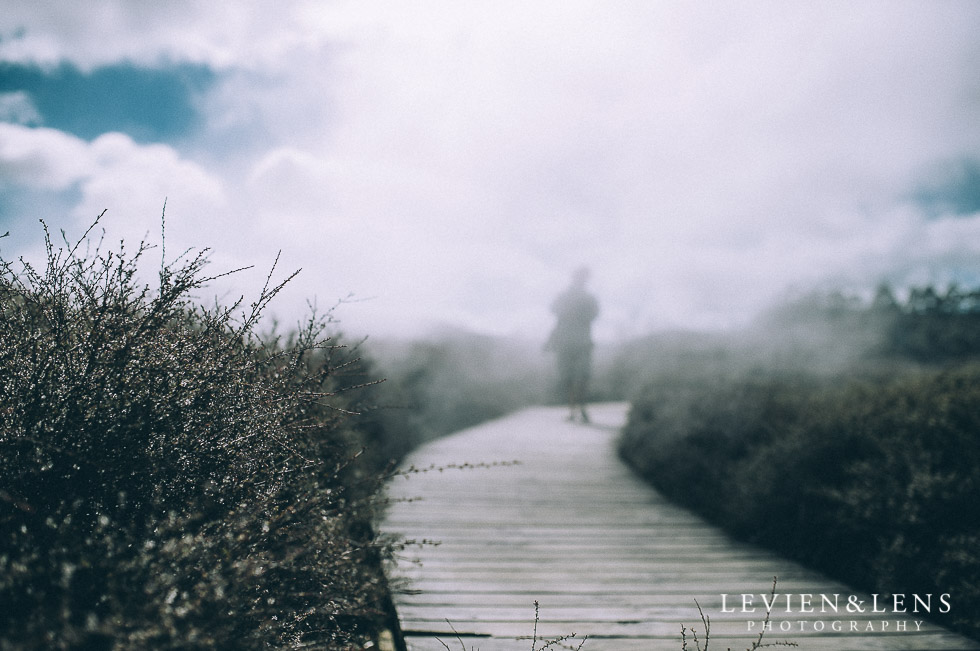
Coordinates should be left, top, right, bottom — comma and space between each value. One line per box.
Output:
914, 159, 980, 218
0, 185, 83, 240
0, 61, 215, 145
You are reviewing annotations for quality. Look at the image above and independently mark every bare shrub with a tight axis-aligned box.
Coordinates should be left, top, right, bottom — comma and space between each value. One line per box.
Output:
0, 215, 397, 649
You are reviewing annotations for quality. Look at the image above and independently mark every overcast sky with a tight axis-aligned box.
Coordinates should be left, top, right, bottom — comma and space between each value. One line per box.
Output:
2, 2, 980, 341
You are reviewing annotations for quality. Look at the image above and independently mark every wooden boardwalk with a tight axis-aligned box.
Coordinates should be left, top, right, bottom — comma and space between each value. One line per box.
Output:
381, 403, 980, 651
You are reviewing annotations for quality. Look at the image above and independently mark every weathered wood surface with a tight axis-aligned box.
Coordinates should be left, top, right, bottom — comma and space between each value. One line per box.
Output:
381, 403, 979, 651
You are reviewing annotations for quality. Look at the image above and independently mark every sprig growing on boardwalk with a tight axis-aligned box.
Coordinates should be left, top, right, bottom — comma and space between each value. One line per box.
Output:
523, 601, 587, 651
436, 601, 586, 651
393, 460, 522, 478
682, 577, 798, 651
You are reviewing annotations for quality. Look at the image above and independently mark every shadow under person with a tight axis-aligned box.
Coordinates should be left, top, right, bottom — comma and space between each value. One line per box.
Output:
545, 266, 599, 423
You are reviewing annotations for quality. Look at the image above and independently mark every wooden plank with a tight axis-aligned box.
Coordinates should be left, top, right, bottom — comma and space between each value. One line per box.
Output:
398, 618, 968, 639
396, 605, 957, 626
380, 404, 980, 651
402, 634, 980, 651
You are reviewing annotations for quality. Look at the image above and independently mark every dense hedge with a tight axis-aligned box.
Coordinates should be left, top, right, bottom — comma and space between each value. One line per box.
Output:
0, 220, 401, 649
620, 363, 980, 641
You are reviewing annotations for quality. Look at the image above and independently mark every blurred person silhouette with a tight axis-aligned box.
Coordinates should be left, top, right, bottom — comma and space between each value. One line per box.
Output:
545, 266, 599, 423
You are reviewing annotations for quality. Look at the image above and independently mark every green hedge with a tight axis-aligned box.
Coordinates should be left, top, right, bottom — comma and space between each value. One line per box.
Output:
0, 220, 400, 649
620, 363, 980, 641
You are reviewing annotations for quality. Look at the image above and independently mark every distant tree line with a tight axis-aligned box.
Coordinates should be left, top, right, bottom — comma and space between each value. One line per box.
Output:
763, 282, 980, 364
872, 283, 980, 362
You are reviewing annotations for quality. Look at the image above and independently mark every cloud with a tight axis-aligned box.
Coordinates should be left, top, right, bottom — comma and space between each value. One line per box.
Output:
0, 123, 92, 189
77, 132, 225, 223
0, 1, 339, 72
3, 2, 980, 340
0, 123, 227, 254
0, 90, 40, 124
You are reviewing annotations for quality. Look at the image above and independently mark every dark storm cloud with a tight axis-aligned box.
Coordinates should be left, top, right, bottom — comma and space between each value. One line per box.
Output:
0, 61, 215, 143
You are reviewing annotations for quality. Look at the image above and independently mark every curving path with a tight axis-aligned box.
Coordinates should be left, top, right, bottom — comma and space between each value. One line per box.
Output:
381, 403, 980, 651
